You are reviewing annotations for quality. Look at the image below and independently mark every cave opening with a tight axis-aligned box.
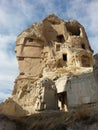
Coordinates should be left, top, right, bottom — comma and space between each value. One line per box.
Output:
81, 44, 86, 49
57, 35, 65, 43
63, 54, 67, 61
18, 57, 24, 61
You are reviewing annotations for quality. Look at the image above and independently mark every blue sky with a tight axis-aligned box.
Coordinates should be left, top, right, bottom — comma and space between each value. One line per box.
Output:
0, 0, 98, 101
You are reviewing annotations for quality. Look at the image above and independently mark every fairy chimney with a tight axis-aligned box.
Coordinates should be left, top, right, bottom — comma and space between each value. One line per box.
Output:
15, 14, 93, 80
1, 14, 95, 116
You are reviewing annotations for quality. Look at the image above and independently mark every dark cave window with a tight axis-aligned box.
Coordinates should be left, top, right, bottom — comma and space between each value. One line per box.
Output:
27, 38, 34, 42
18, 57, 24, 60
20, 72, 25, 75
63, 54, 67, 61
24, 37, 34, 44
57, 35, 65, 43
81, 44, 86, 49
51, 21, 58, 25
56, 44, 60, 51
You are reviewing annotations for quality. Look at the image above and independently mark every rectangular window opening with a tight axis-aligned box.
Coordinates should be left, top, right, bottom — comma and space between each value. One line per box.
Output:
56, 44, 60, 51
63, 54, 67, 61
81, 44, 86, 49
57, 35, 65, 43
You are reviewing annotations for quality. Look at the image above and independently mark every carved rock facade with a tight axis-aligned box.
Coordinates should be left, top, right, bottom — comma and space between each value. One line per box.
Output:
1, 14, 98, 116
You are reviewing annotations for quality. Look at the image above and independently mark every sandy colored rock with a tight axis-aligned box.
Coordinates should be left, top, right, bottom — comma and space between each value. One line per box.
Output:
66, 72, 98, 107
0, 14, 98, 117
0, 98, 27, 116
11, 14, 96, 114
15, 14, 93, 79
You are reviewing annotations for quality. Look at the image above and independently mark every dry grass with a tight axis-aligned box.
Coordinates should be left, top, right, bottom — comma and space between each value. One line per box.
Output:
72, 108, 92, 121
24, 112, 67, 130
1, 108, 98, 130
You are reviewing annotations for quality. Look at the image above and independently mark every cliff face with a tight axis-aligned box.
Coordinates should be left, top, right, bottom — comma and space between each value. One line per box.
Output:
15, 14, 93, 78
0, 14, 98, 116
0, 14, 98, 130
12, 14, 96, 115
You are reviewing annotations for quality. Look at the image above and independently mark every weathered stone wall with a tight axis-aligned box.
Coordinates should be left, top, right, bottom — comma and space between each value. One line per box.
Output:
15, 39, 44, 77
35, 78, 58, 111
66, 73, 98, 107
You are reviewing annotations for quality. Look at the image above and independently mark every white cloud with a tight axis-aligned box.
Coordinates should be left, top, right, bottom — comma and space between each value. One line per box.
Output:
0, 34, 18, 100
0, 0, 31, 34
86, 0, 98, 34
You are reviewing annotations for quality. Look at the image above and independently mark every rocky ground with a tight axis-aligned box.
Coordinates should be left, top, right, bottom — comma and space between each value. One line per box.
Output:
0, 109, 98, 130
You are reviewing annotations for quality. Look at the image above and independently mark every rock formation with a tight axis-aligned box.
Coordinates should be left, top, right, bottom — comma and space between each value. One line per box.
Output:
93, 53, 98, 84
0, 14, 98, 117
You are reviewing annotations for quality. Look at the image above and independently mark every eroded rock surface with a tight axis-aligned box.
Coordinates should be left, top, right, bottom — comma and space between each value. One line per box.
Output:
0, 14, 98, 117
15, 14, 93, 79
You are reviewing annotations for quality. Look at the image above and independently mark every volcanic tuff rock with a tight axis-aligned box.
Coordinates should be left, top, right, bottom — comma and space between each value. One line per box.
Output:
0, 14, 98, 118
